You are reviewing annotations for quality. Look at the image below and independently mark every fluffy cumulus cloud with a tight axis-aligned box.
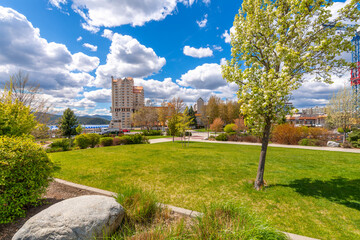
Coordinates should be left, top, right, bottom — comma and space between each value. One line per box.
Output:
83, 88, 112, 103
222, 26, 235, 43
49, 0, 67, 9
70, 0, 178, 29
177, 63, 226, 90
69, 52, 99, 72
102, 29, 113, 40
135, 78, 212, 104
183, 46, 213, 58
292, 72, 350, 108
83, 43, 98, 51
196, 14, 208, 28
51, 0, 208, 31
0, 6, 99, 106
94, 33, 166, 87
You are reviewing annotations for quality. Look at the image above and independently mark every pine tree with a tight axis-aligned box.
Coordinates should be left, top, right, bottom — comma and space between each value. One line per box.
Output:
59, 108, 78, 139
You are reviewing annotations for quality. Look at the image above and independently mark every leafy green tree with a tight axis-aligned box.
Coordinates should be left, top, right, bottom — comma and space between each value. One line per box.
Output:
222, 0, 359, 190
76, 125, 83, 135
179, 110, 192, 147
167, 114, 180, 142
59, 108, 78, 139
0, 89, 37, 137
326, 87, 357, 143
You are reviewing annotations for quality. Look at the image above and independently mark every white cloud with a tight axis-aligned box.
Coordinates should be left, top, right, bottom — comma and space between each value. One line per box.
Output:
196, 14, 208, 28
202, 0, 211, 4
76, 36, 82, 41
183, 46, 213, 58
220, 58, 227, 65
83, 43, 98, 51
177, 63, 226, 90
0, 6, 95, 92
49, 0, 67, 9
213, 45, 223, 52
94, 33, 166, 87
222, 26, 235, 43
84, 88, 112, 103
292, 73, 350, 108
70, 0, 179, 29
69, 52, 99, 72
135, 78, 212, 103
81, 22, 100, 33
102, 29, 113, 40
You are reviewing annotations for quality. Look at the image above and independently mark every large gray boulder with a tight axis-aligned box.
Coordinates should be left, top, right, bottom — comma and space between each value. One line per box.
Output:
12, 195, 124, 240
327, 141, 340, 147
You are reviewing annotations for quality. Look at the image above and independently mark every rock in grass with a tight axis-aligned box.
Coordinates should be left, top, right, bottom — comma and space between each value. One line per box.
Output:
12, 195, 124, 240
327, 141, 340, 147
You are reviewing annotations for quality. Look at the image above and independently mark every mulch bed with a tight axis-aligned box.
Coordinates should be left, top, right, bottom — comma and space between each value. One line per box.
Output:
0, 181, 107, 240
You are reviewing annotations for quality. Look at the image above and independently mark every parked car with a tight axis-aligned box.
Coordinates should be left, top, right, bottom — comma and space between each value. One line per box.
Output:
99, 130, 123, 135
122, 129, 130, 132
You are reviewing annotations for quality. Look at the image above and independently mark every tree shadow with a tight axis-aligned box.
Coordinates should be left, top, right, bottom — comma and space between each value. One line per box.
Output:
274, 177, 360, 211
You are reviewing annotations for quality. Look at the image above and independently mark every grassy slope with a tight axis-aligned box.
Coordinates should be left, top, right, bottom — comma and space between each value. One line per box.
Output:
50, 142, 360, 239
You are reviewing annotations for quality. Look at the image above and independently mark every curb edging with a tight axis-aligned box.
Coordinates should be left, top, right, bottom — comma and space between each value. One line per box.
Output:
53, 178, 319, 240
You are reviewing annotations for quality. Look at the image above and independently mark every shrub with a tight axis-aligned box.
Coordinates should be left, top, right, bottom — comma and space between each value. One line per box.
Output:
0, 136, 55, 223
348, 129, 360, 148
238, 135, 261, 143
46, 146, 63, 153
86, 133, 100, 148
74, 134, 90, 149
224, 124, 236, 133
309, 127, 330, 141
272, 123, 308, 145
100, 137, 114, 146
142, 130, 162, 136
215, 133, 228, 141
50, 139, 71, 151
298, 138, 324, 146
123, 134, 149, 144
228, 134, 241, 142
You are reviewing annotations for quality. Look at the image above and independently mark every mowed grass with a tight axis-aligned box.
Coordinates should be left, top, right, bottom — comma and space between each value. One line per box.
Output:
49, 142, 360, 239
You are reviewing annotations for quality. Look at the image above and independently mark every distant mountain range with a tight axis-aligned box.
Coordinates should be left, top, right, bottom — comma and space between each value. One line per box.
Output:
37, 113, 111, 125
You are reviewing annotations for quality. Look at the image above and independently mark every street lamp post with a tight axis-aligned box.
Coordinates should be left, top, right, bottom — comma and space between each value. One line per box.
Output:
207, 116, 210, 139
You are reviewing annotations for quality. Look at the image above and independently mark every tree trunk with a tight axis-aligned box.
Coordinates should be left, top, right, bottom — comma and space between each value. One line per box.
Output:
173, 136, 175, 142
254, 120, 271, 190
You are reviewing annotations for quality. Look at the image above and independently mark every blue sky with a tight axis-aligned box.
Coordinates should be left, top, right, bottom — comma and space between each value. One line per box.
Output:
0, 0, 352, 116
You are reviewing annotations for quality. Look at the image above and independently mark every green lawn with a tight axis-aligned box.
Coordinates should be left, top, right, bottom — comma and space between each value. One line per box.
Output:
49, 142, 360, 239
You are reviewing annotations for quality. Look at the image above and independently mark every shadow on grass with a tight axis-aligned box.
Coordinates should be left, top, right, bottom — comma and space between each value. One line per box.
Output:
275, 177, 360, 211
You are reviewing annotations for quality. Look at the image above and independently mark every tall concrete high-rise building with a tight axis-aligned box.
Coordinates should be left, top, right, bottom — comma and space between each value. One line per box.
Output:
109, 77, 144, 129
196, 97, 205, 114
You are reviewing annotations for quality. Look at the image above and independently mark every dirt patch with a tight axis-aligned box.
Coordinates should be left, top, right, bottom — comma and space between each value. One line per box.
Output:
0, 181, 107, 240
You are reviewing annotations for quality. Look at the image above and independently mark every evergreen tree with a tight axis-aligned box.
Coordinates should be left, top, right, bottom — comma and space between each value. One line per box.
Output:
188, 106, 197, 127
59, 108, 78, 139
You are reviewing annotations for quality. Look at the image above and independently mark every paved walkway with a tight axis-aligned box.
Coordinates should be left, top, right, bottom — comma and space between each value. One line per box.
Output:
149, 131, 360, 154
